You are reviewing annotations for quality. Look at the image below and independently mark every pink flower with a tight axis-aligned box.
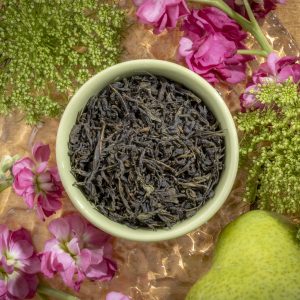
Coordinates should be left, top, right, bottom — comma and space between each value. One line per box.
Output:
12, 143, 63, 220
241, 52, 300, 110
106, 292, 130, 300
179, 8, 253, 84
225, 0, 285, 19
40, 214, 117, 292
0, 225, 40, 300
134, 0, 190, 34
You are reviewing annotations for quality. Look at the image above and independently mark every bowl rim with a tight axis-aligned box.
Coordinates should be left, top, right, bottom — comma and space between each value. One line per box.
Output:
56, 59, 239, 242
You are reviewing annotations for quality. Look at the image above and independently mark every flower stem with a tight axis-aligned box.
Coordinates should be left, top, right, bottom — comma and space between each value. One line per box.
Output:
237, 49, 268, 57
188, 0, 273, 54
37, 286, 79, 300
0, 178, 12, 192
242, 0, 273, 53
38, 293, 49, 300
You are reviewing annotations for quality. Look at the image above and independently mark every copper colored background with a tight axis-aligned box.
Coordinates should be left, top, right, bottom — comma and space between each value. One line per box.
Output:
0, 2, 299, 299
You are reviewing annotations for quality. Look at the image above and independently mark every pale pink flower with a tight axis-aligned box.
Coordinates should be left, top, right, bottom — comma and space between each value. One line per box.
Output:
0, 225, 40, 300
241, 52, 300, 110
179, 8, 253, 84
12, 143, 63, 220
106, 292, 130, 300
40, 214, 116, 291
134, 0, 190, 34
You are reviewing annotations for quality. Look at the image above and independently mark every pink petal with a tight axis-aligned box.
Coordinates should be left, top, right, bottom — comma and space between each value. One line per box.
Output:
277, 64, 300, 83
65, 214, 86, 237
0, 225, 9, 251
267, 52, 280, 76
23, 274, 38, 299
12, 169, 35, 196
48, 167, 61, 182
166, 4, 179, 28
67, 238, 80, 256
196, 34, 236, 67
106, 292, 130, 300
35, 204, 47, 221
83, 225, 109, 248
48, 218, 70, 240
178, 37, 194, 57
88, 248, 104, 265
36, 161, 49, 173
61, 267, 77, 291
10, 228, 32, 245
43, 238, 58, 252
77, 249, 91, 272
10, 240, 33, 260
20, 256, 41, 274
40, 252, 56, 278
12, 158, 34, 177
24, 192, 35, 208
220, 63, 247, 84
85, 258, 117, 281
32, 143, 50, 163
37, 172, 51, 183
36, 195, 61, 220
7, 273, 29, 299
38, 195, 62, 211
0, 280, 7, 296
136, 0, 165, 24
56, 252, 75, 270
153, 13, 168, 34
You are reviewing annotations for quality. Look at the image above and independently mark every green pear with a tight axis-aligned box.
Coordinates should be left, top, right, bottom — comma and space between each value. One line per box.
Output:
186, 210, 300, 300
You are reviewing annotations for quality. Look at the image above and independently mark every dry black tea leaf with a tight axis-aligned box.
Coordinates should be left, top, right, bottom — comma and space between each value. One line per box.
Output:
68, 74, 225, 229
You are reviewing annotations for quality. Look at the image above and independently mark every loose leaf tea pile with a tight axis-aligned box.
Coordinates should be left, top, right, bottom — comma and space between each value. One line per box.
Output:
69, 75, 225, 229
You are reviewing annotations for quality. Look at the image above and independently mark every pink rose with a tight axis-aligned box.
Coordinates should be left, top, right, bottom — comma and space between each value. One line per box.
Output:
241, 52, 300, 110
12, 142, 63, 220
134, 0, 190, 34
226, 0, 285, 19
40, 214, 117, 291
179, 7, 253, 84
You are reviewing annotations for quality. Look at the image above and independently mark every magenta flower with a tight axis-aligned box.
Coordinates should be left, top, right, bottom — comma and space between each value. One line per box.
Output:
225, 0, 285, 19
12, 143, 63, 220
106, 292, 130, 300
0, 225, 40, 300
241, 52, 300, 110
179, 8, 253, 84
134, 0, 190, 34
40, 214, 116, 291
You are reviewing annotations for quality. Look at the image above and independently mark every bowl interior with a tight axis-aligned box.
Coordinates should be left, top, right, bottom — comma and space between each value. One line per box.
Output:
56, 60, 239, 242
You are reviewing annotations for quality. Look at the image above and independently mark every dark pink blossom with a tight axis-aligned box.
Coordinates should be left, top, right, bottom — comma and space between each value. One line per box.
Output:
40, 214, 116, 292
179, 7, 253, 84
106, 292, 130, 300
0, 225, 40, 300
241, 52, 300, 110
12, 143, 63, 220
225, 0, 285, 19
134, 0, 190, 34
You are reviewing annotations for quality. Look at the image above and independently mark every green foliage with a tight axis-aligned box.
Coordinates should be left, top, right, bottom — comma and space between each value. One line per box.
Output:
237, 80, 300, 214
0, 155, 19, 192
0, 0, 126, 124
